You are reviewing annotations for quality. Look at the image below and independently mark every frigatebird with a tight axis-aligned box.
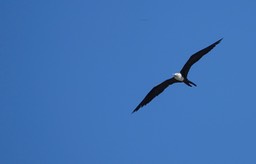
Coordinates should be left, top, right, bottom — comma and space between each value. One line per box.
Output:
132, 38, 222, 113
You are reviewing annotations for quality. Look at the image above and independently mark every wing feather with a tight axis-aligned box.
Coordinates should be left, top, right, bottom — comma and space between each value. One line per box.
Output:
180, 38, 222, 77
132, 77, 178, 113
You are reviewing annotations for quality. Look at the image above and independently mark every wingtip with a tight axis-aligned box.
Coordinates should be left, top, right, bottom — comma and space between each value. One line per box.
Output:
217, 38, 223, 43
131, 108, 139, 114
212, 38, 223, 46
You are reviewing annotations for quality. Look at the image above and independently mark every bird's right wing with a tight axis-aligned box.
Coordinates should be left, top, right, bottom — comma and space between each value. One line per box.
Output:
180, 38, 222, 78
132, 77, 179, 113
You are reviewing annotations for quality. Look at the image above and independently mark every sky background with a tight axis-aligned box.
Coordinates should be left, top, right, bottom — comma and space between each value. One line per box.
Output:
1, 0, 256, 164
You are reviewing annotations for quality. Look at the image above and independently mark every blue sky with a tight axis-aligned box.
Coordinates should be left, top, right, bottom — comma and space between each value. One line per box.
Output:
1, 0, 256, 163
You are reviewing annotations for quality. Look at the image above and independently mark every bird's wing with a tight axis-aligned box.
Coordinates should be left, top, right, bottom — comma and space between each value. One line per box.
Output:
132, 77, 179, 113
180, 38, 222, 78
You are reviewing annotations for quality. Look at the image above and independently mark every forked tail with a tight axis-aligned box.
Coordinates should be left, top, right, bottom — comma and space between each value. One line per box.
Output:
184, 79, 197, 87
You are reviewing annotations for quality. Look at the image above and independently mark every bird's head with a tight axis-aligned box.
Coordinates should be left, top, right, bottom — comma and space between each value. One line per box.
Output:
172, 72, 184, 81
173, 73, 181, 78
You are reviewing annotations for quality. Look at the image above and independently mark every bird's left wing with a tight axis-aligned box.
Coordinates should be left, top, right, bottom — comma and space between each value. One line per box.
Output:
180, 38, 222, 78
132, 77, 179, 113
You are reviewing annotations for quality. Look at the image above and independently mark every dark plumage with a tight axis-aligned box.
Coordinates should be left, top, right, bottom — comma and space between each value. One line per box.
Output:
132, 38, 222, 113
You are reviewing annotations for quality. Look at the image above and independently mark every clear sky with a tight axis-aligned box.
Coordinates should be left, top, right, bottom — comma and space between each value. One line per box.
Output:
1, 0, 256, 164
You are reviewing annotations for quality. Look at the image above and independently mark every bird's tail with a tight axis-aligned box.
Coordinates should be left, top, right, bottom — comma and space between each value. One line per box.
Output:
188, 80, 197, 87
184, 79, 197, 87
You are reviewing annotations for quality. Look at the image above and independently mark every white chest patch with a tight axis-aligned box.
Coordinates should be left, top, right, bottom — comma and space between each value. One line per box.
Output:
173, 73, 184, 81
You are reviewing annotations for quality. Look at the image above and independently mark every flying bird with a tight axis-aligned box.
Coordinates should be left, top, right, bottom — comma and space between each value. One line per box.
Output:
132, 38, 223, 113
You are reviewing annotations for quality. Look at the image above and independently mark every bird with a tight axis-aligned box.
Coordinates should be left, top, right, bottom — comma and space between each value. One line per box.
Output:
132, 38, 223, 113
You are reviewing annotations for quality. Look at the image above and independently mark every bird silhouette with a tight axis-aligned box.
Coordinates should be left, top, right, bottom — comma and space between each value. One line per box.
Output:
132, 38, 223, 113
